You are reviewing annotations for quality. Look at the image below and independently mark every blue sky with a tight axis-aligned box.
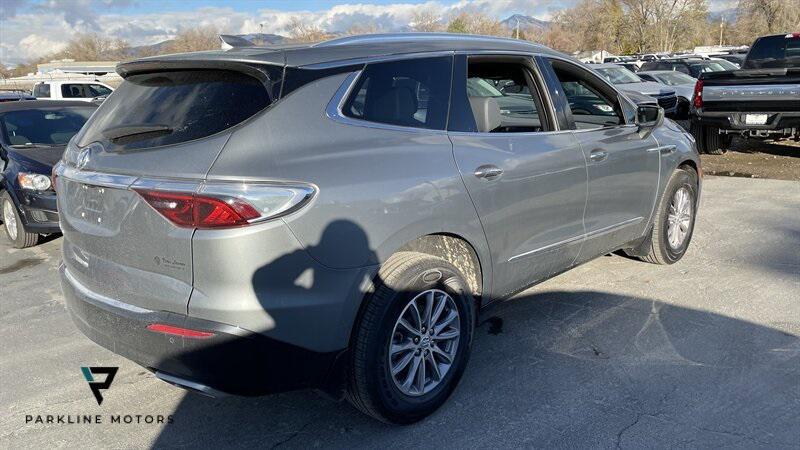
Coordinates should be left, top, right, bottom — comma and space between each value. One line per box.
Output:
0, 0, 736, 66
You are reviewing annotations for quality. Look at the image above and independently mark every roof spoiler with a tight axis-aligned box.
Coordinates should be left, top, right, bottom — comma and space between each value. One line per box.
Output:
219, 35, 254, 50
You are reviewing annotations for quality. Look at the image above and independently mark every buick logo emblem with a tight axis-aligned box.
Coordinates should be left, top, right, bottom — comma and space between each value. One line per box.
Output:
76, 147, 91, 169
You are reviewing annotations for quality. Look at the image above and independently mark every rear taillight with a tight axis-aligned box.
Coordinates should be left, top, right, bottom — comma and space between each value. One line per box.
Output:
693, 79, 704, 109
134, 183, 315, 229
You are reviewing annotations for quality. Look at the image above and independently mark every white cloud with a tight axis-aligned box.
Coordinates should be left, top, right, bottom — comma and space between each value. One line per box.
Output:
0, 0, 737, 66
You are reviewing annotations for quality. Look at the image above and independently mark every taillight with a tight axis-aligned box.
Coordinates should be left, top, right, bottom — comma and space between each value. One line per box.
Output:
134, 183, 315, 229
693, 79, 704, 109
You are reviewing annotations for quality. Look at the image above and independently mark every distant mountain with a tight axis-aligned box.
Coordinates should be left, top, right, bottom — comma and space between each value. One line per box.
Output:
708, 8, 738, 23
501, 14, 551, 34
126, 33, 288, 57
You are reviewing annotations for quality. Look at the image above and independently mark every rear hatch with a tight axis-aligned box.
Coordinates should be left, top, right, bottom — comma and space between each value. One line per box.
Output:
57, 62, 282, 314
701, 69, 800, 113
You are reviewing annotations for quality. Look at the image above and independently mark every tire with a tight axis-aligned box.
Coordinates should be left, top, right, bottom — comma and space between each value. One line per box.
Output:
703, 126, 731, 155
689, 121, 706, 153
1, 191, 39, 248
640, 168, 698, 265
346, 251, 475, 424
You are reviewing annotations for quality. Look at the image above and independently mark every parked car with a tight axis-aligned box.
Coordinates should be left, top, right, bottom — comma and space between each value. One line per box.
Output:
0, 100, 96, 247
0, 91, 35, 102
715, 53, 746, 68
56, 33, 700, 424
617, 62, 641, 72
638, 70, 697, 119
591, 63, 679, 117
640, 58, 732, 78
32, 80, 114, 102
691, 33, 800, 154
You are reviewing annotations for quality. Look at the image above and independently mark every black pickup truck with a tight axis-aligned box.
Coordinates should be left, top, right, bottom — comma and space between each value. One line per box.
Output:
690, 33, 800, 154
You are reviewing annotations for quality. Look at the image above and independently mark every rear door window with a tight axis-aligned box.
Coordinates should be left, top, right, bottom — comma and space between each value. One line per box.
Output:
78, 70, 273, 150
343, 56, 452, 130
62, 84, 88, 98
33, 83, 51, 98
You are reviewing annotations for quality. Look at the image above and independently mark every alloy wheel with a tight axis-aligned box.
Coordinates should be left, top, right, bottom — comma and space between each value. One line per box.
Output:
389, 289, 460, 396
3, 200, 17, 241
667, 186, 693, 249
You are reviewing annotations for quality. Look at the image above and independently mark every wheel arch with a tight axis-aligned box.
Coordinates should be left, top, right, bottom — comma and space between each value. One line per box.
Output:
396, 233, 485, 305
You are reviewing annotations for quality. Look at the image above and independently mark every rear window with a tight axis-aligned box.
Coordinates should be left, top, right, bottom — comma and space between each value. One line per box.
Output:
343, 56, 452, 130
78, 70, 273, 150
744, 35, 800, 69
33, 83, 51, 98
1, 106, 95, 146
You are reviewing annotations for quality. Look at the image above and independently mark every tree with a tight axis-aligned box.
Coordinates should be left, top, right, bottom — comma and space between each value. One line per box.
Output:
445, 12, 506, 36
60, 33, 130, 60
285, 17, 332, 43
411, 9, 444, 32
730, 0, 800, 44
166, 26, 220, 53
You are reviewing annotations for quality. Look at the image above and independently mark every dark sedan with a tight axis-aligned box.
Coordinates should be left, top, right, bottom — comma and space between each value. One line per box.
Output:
0, 100, 96, 247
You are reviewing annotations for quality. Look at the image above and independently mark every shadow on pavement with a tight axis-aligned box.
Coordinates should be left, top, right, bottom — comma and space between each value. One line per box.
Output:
151, 289, 799, 448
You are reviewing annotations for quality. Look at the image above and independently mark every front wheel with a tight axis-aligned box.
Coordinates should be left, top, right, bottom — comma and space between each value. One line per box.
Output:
346, 251, 475, 424
2, 191, 39, 248
639, 168, 698, 265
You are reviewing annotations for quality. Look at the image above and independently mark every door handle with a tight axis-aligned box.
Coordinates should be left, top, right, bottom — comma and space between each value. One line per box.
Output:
659, 145, 677, 155
474, 165, 503, 179
589, 150, 608, 163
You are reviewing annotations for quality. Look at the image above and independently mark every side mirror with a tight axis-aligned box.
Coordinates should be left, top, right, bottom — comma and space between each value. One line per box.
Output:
636, 104, 663, 132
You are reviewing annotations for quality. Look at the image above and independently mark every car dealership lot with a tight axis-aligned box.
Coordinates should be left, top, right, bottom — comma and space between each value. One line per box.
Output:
1, 176, 798, 448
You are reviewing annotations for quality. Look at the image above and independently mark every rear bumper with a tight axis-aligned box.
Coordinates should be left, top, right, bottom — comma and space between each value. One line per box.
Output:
61, 264, 342, 396
694, 111, 800, 132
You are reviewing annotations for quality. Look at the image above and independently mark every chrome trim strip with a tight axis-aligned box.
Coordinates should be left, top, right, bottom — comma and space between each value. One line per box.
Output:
507, 216, 644, 262
646, 145, 676, 153
508, 234, 584, 262
584, 216, 643, 239
59, 165, 138, 189
63, 266, 153, 314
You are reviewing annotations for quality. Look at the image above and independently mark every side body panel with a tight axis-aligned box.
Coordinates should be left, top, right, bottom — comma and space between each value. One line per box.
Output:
450, 132, 586, 299
202, 71, 492, 351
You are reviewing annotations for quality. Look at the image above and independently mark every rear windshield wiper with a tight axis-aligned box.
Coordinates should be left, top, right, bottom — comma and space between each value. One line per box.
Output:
10, 143, 61, 148
102, 125, 173, 144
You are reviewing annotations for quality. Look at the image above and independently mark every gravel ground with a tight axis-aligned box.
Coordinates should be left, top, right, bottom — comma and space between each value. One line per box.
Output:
700, 139, 800, 181
1, 176, 799, 449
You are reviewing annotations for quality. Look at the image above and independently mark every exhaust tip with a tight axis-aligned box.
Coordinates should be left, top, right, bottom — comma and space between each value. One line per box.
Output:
154, 371, 228, 399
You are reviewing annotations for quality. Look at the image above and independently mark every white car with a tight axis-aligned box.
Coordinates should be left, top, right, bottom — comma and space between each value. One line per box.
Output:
32, 81, 113, 102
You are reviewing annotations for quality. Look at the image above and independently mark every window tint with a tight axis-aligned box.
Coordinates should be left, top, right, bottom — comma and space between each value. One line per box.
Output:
548, 59, 623, 130
745, 35, 800, 69
343, 57, 451, 130
1, 107, 95, 145
78, 70, 272, 150
33, 83, 51, 98
88, 84, 112, 97
465, 60, 548, 133
62, 84, 88, 98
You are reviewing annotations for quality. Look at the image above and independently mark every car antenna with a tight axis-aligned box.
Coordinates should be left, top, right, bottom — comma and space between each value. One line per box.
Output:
219, 35, 253, 51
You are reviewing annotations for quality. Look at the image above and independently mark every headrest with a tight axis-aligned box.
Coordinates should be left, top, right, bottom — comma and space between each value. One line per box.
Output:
468, 96, 503, 132
369, 86, 418, 126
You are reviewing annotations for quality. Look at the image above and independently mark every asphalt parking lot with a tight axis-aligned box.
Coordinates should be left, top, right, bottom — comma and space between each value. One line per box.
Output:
1, 176, 798, 449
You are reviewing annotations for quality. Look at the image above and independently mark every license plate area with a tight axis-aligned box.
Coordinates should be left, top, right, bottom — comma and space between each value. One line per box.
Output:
77, 184, 106, 224
744, 114, 769, 125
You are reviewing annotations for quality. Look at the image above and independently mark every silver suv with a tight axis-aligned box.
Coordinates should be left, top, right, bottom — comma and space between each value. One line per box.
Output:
57, 33, 700, 424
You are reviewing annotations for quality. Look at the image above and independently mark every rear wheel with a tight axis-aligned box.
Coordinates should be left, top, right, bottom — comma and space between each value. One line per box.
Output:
639, 168, 698, 265
1, 191, 39, 248
703, 126, 732, 155
346, 251, 474, 424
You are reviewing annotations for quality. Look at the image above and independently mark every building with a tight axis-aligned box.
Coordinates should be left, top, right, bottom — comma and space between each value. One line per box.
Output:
36, 60, 119, 76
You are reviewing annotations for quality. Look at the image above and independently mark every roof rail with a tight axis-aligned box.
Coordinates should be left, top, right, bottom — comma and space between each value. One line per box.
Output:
219, 35, 254, 50
314, 32, 534, 48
